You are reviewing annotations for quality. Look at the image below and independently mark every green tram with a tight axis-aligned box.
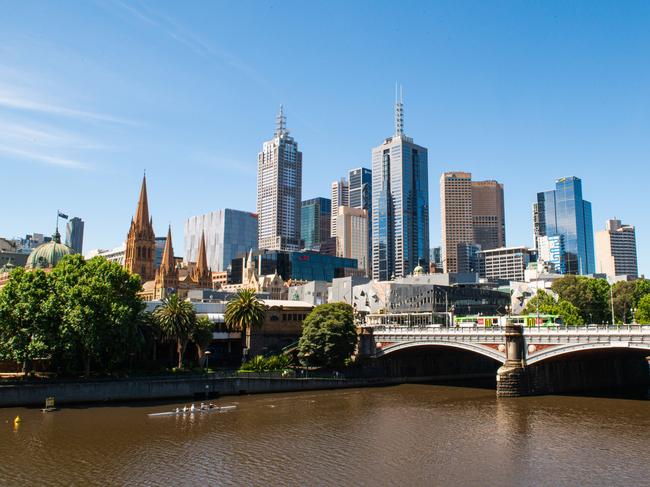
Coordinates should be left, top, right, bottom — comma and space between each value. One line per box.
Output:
454, 314, 562, 327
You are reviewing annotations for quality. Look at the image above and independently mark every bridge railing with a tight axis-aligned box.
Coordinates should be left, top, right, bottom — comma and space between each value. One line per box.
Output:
364, 324, 650, 334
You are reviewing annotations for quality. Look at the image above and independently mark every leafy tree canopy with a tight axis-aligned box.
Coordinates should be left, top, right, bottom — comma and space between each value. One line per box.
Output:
522, 290, 584, 326
298, 303, 357, 369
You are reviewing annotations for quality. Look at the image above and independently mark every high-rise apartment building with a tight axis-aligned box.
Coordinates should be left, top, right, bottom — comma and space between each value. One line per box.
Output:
371, 91, 429, 280
330, 178, 349, 237
185, 209, 258, 272
595, 219, 638, 279
471, 181, 505, 251
440, 172, 473, 273
335, 206, 369, 275
301, 197, 332, 251
533, 176, 594, 275
257, 106, 302, 251
65, 217, 84, 254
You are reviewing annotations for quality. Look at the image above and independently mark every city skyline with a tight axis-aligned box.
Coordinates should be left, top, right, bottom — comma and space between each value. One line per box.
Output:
1, 2, 649, 275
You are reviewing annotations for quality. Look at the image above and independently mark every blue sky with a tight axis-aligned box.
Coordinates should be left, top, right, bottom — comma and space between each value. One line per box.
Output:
1, 1, 648, 274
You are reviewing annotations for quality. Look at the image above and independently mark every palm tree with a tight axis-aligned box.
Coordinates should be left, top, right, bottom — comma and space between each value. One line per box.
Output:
153, 294, 196, 369
192, 316, 214, 365
224, 289, 266, 361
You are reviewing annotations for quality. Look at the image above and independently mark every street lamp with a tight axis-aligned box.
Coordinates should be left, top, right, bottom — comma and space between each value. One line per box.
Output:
204, 350, 212, 372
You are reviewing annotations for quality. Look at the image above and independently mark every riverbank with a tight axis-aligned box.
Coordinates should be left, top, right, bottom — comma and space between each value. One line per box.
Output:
0, 373, 494, 407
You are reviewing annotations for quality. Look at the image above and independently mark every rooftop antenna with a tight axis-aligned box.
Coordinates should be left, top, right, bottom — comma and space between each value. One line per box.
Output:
394, 83, 404, 137
275, 105, 288, 137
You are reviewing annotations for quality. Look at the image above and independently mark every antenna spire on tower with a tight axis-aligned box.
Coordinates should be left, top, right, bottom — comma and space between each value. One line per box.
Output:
394, 83, 404, 137
275, 104, 288, 137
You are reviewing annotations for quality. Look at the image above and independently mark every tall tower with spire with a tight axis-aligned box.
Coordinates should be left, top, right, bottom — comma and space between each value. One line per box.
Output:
154, 225, 179, 299
124, 175, 156, 281
371, 87, 430, 280
257, 106, 303, 251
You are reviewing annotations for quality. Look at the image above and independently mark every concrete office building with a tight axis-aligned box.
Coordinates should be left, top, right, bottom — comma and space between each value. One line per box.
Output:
65, 217, 84, 254
479, 246, 536, 282
537, 235, 566, 274
336, 206, 369, 275
595, 219, 638, 279
471, 180, 505, 251
257, 106, 302, 251
330, 178, 349, 237
301, 197, 332, 252
185, 209, 258, 272
349, 167, 372, 271
440, 172, 506, 273
533, 176, 594, 275
372, 90, 429, 280
440, 172, 473, 273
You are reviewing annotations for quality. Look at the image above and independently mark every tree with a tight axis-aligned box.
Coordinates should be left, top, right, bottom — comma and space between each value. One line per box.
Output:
153, 293, 196, 369
51, 255, 143, 376
522, 290, 584, 326
612, 281, 636, 324
0, 267, 59, 374
552, 276, 609, 324
298, 303, 357, 369
224, 289, 266, 358
635, 294, 650, 324
192, 316, 214, 365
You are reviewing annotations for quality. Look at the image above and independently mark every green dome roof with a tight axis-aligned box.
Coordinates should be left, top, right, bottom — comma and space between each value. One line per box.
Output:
26, 231, 75, 269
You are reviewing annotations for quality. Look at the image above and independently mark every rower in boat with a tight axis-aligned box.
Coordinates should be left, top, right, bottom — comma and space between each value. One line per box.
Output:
190, 404, 196, 412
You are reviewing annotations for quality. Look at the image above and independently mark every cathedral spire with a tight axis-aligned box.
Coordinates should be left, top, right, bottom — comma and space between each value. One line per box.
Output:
134, 175, 150, 229
197, 230, 209, 276
160, 225, 175, 272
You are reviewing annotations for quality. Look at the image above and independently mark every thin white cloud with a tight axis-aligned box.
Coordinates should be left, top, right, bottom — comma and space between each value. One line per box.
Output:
0, 87, 138, 126
0, 146, 91, 170
0, 120, 107, 150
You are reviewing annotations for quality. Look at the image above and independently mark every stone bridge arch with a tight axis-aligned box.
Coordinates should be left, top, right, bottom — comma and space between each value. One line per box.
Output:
526, 342, 650, 366
377, 340, 506, 364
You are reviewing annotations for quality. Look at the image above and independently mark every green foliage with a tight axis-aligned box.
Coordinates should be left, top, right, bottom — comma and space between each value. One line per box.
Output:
50, 255, 144, 376
239, 354, 290, 372
522, 290, 584, 326
0, 255, 144, 376
635, 294, 650, 324
153, 294, 196, 369
298, 303, 357, 369
551, 276, 610, 324
224, 289, 266, 352
0, 267, 59, 372
192, 316, 214, 362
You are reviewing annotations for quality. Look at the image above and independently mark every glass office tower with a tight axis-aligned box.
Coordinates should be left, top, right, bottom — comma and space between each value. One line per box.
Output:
371, 93, 429, 280
533, 176, 594, 275
301, 197, 331, 251
348, 167, 372, 273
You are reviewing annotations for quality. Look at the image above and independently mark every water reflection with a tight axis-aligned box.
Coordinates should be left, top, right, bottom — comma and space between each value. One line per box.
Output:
1, 385, 648, 486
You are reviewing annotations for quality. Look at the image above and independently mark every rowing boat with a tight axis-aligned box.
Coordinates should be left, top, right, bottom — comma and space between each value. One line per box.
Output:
148, 405, 237, 417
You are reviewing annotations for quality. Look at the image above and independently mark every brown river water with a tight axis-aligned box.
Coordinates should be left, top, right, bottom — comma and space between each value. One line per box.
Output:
1, 384, 648, 486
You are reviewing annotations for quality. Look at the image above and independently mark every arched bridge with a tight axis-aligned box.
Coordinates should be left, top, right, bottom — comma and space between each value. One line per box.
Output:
359, 317, 650, 396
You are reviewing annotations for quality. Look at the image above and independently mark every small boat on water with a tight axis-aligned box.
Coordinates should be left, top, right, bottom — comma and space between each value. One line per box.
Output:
148, 404, 236, 417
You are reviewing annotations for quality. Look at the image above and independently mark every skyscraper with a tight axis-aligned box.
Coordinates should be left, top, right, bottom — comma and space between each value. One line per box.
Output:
185, 209, 258, 272
301, 197, 332, 251
335, 206, 369, 275
330, 178, 349, 237
533, 176, 595, 275
349, 167, 372, 270
257, 106, 302, 251
440, 172, 473, 273
371, 89, 429, 280
65, 217, 84, 254
595, 219, 638, 279
471, 180, 505, 251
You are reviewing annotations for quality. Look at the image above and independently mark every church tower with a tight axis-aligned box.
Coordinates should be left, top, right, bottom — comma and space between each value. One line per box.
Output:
190, 230, 212, 288
154, 225, 179, 299
124, 175, 156, 281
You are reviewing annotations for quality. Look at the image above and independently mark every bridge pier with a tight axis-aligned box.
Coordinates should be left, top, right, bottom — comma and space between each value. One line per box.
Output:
496, 323, 531, 397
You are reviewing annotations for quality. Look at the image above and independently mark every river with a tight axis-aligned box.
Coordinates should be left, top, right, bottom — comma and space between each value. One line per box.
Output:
1, 384, 648, 486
